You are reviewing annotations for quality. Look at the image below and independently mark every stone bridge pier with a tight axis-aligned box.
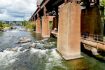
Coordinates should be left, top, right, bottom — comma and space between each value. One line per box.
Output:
57, 2, 81, 60
30, 0, 82, 60
36, 17, 41, 33
30, 0, 101, 60
42, 16, 53, 37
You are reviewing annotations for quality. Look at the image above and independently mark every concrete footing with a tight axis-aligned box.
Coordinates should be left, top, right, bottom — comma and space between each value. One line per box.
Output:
57, 2, 81, 60
61, 52, 82, 60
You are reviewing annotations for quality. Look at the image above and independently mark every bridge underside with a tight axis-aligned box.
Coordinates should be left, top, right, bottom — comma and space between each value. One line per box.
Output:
30, 0, 104, 60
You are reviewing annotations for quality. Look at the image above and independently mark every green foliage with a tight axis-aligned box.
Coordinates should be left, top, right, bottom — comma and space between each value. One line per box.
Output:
0, 21, 11, 31
0, 23, 3, 30
49, 21, 53, 30
100, 0, 105, 6
22, 21, 36, 31
22, 21, 28, 26
25, 23, 35, 29
3, 24, 11, 27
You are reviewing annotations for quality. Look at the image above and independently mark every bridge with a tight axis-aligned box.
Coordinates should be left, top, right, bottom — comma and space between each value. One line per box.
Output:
29, 0, 104, 60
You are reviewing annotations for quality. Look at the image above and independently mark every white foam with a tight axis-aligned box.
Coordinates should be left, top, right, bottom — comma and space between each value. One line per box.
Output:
0, 47, 23, 66
8, 59, 16, 64
30, 48, 39, 54
11, 30, 19, 33
45, 49, 66, 70
50, 49, 62, 59
0, 46, 64, 70
30, 48, 47, 54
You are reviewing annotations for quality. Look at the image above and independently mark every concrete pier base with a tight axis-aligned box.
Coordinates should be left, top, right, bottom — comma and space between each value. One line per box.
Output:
42, 16, 53, 38
61, 52, 82, 60
57, 2, 81, 60
36, 18, 41, 33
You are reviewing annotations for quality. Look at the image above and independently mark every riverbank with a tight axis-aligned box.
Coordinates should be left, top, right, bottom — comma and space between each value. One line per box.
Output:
0, 22, 11, 31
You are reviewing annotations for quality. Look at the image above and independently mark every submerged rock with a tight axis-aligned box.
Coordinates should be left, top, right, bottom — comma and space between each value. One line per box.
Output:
30, 43, 37, 48
35, 43, 44, 49
18, 37, 31, 43
44, 42, 56, 49
17, 47, 25, 51
40, 38, 49, 44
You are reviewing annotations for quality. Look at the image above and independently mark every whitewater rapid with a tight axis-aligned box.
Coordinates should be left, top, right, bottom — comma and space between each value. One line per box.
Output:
0, 46, 66, 70
0, 28, 66, 70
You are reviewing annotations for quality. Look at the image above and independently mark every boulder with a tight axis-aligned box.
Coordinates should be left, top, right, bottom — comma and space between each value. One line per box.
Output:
35, 43, 44, 49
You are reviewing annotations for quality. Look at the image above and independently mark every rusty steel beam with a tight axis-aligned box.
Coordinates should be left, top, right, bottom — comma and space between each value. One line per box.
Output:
44, 6, 47, 16
30, 0, 50, 20
36, 0, 49, 15
29, 0, 82, 21
29, 0, 49, 21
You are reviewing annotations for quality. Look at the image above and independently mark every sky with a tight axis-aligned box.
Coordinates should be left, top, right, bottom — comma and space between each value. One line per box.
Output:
0, 0, 37, 21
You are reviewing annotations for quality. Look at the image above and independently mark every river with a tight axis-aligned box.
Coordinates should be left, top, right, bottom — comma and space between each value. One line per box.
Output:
0, 26, 105, 70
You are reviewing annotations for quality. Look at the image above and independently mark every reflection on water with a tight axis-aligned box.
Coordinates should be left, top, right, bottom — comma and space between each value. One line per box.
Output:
31, 32, 42, 40
0, 27, 105, 70
63, 58, 87, 70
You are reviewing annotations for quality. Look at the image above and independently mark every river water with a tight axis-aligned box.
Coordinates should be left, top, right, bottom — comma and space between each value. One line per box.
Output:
0, 26, 105, 70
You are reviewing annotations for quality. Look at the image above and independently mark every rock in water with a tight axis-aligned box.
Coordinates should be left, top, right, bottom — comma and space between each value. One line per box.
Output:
18, 37, 31, 43
36, 43, 44, 49
30, 43, 36, 48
